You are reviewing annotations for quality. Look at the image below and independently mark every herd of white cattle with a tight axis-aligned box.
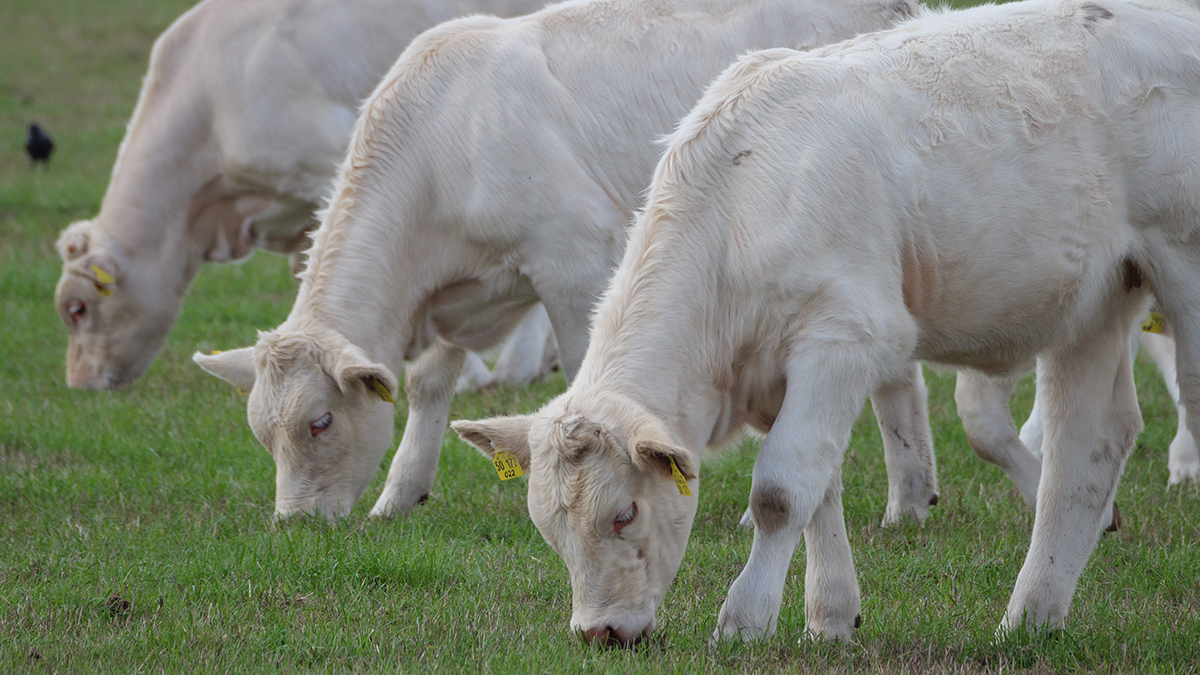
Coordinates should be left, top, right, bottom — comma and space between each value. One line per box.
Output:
53, 0, 1200, 649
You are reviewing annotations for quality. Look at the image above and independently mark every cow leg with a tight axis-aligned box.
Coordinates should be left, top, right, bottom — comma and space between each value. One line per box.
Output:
370, 339, 466, 518
491, 304, 559, 385
1018, 386, 1046, 459
715, 343, 882, 643
1001, 309, 1143, 633
955, 371, 1042, 509
872, 362, 939, 526
1021, 331, 1139, 459
1140, 331, 1200, 484
538, 289, 593, 383
455, 351, 496, 393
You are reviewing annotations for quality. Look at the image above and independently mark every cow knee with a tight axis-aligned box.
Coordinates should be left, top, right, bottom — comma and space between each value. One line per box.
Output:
406, 343, 467, 400
750, 483, 793, 534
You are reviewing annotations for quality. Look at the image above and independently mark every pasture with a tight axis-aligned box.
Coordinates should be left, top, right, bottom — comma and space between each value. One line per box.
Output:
1, 0, 1198, 671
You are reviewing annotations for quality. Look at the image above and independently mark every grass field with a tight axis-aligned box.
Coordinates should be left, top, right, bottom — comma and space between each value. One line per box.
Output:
2, 0, 1199, 672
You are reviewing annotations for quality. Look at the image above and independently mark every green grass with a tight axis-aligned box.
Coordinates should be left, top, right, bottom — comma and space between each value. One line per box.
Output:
2, 0, 1198, 672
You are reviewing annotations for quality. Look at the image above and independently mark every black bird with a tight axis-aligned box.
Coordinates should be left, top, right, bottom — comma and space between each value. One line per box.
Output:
26, 123, 54, 166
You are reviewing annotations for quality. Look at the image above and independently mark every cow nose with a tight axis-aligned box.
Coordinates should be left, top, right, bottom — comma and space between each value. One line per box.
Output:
581, 626, 613, 646
580, 624, 642, 648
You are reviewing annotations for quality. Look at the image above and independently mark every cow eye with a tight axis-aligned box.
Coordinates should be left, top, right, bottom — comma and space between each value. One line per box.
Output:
68, 300, 87, 324
310, 412, 333, 438
613, 502, 637, 533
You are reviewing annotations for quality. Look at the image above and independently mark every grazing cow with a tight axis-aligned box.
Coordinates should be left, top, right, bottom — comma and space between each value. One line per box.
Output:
194, 0, 921, 520
455, 0, 1200, 643
52, 0, 549, 391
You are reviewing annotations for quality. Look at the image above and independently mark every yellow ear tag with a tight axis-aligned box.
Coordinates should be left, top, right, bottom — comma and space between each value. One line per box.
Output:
669, 456, 691, 496
1142, 311, 1165, 334
210, 350, 222, 355
371, 378, 395, 403
236, 386, 248, 397
94, 283, 113, 297
493, 451, 524, 480
92, 265, 116, 285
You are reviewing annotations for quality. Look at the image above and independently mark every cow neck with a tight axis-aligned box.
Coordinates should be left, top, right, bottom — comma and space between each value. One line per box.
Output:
574, 236, 725, 458
96, 89, 218, 294
286, 202, 428, 380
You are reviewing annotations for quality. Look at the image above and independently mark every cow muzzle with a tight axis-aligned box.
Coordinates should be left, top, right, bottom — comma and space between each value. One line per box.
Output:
578, 622, 649, 648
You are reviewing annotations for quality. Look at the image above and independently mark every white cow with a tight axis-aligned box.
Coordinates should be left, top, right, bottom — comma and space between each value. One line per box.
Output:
52, 0, 550, 391
455, 0, 1200, 644
194, 0, 921, 520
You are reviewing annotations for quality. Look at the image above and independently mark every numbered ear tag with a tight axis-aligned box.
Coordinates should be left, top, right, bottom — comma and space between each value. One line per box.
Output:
91, 265, 115, 285
669, 456, 691, 496
371, 378, 395, 403
1142, 311, 1165, 334
493, 451, 524, 480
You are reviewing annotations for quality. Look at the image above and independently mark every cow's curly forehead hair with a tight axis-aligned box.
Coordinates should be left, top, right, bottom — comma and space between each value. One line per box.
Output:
537, 408, 634, 518
252, 330, 333, 387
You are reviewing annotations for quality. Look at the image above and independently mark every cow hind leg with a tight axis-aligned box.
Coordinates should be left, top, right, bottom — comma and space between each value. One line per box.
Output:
955, 371, 1042, 509
370, 339, 466, 518
715, 339, 891, 643
1140, 331, 1200, 484
873, 362, 939, 526
1001, 308, 1143, 633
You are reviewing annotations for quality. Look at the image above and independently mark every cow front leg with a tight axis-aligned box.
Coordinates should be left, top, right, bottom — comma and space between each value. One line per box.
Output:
715, 346, 877, 643
1140, 331, 1200, 483
872, 362, 939, 526
955, 371, 1042, 509
370, 339, 466, 518
1001, 312, 1143, 632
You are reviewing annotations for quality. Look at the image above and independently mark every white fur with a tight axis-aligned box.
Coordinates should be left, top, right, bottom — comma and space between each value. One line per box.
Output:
957, 321, 1196, 530
206, 0, 919, 524
459, 0, 1200, 642
52, 0, 548, 389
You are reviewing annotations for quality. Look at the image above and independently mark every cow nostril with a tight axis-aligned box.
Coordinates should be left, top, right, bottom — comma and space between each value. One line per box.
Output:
581, 626, 612, 646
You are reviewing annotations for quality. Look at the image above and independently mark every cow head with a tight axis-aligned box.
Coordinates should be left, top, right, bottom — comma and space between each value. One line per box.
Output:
453, 395, 698, 647
54, 220, 181, 389
193, 328, 397, 519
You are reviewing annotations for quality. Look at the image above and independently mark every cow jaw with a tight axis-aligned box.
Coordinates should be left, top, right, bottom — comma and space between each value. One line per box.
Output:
531, 431, 697, 646
196, 330, 398, 518
459, 402, 699, 645
56, 263, 177, 389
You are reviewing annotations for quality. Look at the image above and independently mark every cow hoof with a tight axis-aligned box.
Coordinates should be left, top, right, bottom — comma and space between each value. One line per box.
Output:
854, 614, 862, 628
929, 494, 939, 507
1104, 502, 1122, 533
1168, 461, 1200, 485
417, 493, 429, 506
803, 623, 854, 643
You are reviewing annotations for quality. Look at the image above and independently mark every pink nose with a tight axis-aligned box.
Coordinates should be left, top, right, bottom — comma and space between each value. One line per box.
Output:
580, 624, 641, 647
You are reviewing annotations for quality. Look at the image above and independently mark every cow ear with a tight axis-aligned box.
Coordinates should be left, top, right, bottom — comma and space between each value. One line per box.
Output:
193, 347, 256, 391
332, 343, 399, 404
56, 220, 93, 261
452, 416, 533, 470
66, 252, 122, 296
631, 424, 697, 480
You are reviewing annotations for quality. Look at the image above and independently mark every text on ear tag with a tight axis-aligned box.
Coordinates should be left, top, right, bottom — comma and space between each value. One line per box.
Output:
669, 456, 691, 496
371, 378, 395, 403
92, 265, 116, 285
493, 451, 523, 480
1142, 311, 1165, 334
